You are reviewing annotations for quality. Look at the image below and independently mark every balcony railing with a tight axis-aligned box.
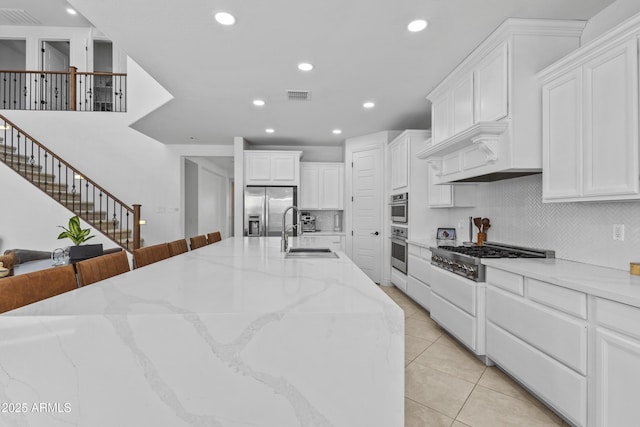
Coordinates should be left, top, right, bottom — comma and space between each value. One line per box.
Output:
0, 67, 127, 112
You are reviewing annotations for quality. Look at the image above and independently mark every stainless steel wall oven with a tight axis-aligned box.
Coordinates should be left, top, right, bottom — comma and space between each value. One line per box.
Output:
390, 226, 408, 274
390, 193, 408, 224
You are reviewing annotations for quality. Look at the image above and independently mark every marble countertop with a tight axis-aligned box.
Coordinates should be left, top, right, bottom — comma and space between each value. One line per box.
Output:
406, 238, 437, 249
482, 258, 640, 308
300, 231, 345, 236
0, 236, 403, 426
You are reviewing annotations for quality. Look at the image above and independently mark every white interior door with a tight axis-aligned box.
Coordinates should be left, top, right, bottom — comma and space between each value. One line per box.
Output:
351, 147, 382, 283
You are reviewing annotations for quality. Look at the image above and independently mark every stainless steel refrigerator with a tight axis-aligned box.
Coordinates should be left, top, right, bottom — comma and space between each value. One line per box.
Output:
244, 186, 298, 236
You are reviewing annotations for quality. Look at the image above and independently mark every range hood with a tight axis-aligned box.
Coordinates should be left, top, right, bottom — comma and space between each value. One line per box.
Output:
416, 121, 542, 184
417, 18, 585, 185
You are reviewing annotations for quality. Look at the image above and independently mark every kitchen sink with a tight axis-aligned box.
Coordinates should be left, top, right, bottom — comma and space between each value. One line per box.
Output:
284, 247, 339, 259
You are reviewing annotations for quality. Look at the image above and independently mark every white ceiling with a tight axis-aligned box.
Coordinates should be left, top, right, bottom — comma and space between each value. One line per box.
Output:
5, 0, 616, 146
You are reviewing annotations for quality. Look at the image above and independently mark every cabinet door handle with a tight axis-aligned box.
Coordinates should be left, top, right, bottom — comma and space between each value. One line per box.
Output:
371, 231, 379, 236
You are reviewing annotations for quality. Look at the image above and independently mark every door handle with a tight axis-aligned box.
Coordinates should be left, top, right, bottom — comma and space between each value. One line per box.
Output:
371, 231, 379, 236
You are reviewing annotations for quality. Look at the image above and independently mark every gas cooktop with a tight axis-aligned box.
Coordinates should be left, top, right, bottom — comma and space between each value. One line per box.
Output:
430, 242, 555, 281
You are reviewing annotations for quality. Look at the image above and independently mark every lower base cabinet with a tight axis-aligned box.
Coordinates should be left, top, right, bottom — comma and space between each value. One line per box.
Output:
593, 297, 640, 427
486, 268, 588, 426
407, 275, 430, 311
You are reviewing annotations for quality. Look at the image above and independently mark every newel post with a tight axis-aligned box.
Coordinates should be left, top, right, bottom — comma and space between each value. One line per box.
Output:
133, 204, 142, 250
69, 66, 77, 111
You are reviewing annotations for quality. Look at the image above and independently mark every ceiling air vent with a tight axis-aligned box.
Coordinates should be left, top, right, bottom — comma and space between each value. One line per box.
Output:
287, 90, 311, 101
0, 9, 41, 25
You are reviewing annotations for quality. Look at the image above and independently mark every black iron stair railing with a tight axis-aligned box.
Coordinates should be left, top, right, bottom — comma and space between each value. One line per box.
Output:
0, 113, 141, 251
0, 67, 127, 112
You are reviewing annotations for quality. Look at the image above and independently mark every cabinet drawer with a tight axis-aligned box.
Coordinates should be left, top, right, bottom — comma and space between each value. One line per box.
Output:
408, 254, 432, 285
431, 293, 476, 352
430, 266, 476, 315
527, 278, 587, 319
487, 286, 587, 374
391, 269, 407, 292
595, 298, 640, 341
487, 323, 587, 426
407, 275, 431, 311
408, 244, 421, 256
486, 267, 524, 295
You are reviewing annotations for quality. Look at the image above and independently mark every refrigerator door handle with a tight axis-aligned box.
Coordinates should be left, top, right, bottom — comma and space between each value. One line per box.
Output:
265, 197, 269, 237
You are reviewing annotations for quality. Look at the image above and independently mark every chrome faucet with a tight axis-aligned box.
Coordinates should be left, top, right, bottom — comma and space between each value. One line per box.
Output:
281, 205, 301, 252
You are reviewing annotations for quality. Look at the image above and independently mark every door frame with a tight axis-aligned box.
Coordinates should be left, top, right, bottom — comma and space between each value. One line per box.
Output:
345, 131, 396, 285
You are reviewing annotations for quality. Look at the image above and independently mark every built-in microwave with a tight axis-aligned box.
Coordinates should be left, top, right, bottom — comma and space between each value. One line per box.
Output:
390, 193, 408, 224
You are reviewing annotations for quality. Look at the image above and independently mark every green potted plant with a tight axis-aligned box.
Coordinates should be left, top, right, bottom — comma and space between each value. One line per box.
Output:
57, 215, 102, 263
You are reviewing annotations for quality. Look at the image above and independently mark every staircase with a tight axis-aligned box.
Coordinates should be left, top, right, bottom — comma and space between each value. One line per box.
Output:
0, 114, 141, 251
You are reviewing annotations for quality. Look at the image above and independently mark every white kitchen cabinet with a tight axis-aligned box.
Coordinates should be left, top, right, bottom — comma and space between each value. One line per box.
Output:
245, 151, 301, 186
539, 17, 640, 202
431, 93, 451, 145
541, 68, 582, 200
451, 72, 475, 135
474, 42, 508, 122
299, 162, 344, 210
406, 244, 432, 311
420, 19, 584, 184
593, 298, 640, 427
319, 165, 344, 209
389, 133, 409, 191
485, 268, 588, 426
426, 138, 476, 208
300, 165, 320, 208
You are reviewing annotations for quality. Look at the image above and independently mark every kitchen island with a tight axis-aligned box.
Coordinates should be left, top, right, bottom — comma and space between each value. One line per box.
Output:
0, 237, 404, 427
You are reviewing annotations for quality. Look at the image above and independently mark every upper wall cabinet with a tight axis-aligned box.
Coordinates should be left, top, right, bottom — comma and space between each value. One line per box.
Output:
300, 162, 344, 210
419, 19, 585, 184
245, 151, 302, 186
539, 15, 640, 202
389, 130, 431, 194
389, 133, 410, 191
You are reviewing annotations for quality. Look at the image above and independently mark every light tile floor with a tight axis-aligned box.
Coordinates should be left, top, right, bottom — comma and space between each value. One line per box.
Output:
380, 285, 571, 427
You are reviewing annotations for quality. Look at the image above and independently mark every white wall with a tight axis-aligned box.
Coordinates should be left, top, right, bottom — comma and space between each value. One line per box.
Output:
0, 40, 26, 69
184, 159, 199, 239
0, 55, 234, 252
581, 0, 640, 44
185, 157, 232, 239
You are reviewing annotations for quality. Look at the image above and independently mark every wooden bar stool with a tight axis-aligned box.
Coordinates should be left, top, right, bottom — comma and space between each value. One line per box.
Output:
168, 239, 189, 256
206, 231, 222, 244
0, 264, 77, 313
132, 243, 171, 269
76, 250, 131, 287
189, 235, 208, 250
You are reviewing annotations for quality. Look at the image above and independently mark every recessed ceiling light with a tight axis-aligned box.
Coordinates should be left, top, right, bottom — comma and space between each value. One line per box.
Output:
66, 8, 77, 15
253, 99, 265, 106
332, 129, 342, 135
298, 62, 314, 72
265, 128, 275, 133
215, 12, 236, 26
363, 101, 375, 109
407, 19, 428, 32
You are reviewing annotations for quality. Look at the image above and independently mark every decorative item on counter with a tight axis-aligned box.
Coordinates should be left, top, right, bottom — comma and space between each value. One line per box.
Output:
631, 262, 640, 276
474, 217, 491, 246
437, 228, 456, 245
334, 213, 341, 232
0, 252, 15, 277
51, 247, 69, 266
0, 262, 9, 278
57, 215, 103, 264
